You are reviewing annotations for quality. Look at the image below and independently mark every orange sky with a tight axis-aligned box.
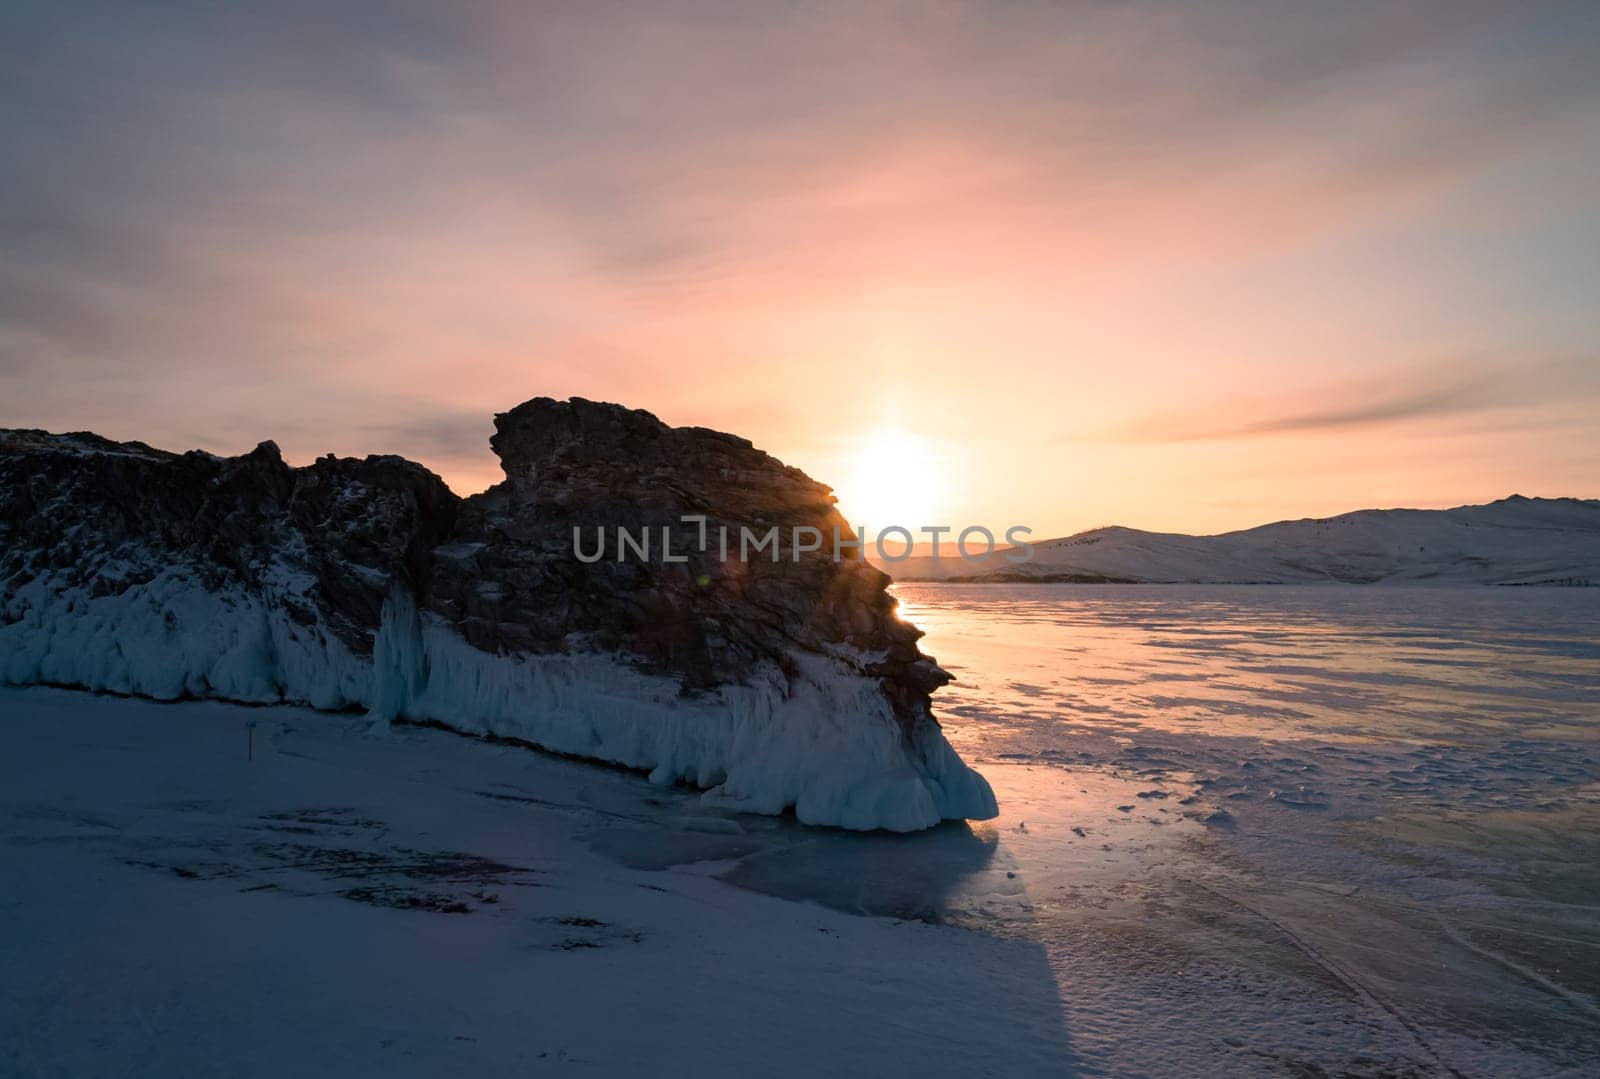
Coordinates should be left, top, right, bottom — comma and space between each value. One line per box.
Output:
3, 3, 1598, 537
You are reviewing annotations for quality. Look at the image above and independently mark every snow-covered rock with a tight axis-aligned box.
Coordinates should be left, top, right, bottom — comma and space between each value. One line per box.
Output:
0, 403, 996, 832
887, 495, 1600, 586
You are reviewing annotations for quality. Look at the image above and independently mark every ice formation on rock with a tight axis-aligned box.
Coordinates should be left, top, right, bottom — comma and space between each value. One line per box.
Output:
0, 403, 996, 831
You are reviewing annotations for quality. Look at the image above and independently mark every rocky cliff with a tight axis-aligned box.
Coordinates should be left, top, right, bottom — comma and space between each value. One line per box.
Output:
0, 399, 996, 831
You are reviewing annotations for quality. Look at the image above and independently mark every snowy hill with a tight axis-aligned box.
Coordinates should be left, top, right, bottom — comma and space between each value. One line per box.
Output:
885, 496, 1600, 585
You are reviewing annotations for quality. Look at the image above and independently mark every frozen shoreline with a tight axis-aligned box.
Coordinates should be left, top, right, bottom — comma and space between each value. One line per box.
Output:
0, 568, 994, 833
7, 673, 1597, 1076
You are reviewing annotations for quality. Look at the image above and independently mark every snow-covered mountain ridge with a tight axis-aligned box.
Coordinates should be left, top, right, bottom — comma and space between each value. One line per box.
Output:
887, 496, 1600, 585
0, 401, 996, 832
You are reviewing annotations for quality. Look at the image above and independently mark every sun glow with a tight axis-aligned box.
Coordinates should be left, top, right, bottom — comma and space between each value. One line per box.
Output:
831, 429, 945, 530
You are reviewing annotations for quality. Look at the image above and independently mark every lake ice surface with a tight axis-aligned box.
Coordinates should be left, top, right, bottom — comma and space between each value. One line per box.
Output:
3, 584, 1597, 1076
704, 584, 1600, 1074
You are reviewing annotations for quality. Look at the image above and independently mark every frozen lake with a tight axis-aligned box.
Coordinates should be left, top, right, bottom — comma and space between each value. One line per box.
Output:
3, 584, 1597, 1075
935, 584, 1600, 1069
718, 584, 1600, 1073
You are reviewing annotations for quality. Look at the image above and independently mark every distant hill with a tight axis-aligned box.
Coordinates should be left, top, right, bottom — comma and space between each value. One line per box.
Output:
878, 496, 1600, 586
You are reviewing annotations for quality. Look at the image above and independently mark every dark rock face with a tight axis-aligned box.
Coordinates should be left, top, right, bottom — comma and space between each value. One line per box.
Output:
0, 429, 457, 660
0, 400, 993, 830
431, 398, 948, 729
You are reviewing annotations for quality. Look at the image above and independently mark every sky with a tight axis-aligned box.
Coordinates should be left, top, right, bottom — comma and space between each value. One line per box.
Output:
3, 1, 1598, 538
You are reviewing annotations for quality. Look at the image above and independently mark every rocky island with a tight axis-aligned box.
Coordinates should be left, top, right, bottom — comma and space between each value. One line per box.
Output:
0, 398, 996, 831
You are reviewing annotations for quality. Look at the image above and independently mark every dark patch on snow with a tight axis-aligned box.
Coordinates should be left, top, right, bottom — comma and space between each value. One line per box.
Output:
530, 915, 644, 951
340, 887, 471, 914
107, 809, 541, 915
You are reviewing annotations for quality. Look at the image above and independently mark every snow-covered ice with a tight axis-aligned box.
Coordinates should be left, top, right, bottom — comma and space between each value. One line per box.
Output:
4, 583, 1598, 1076
0, 688, 1061, 1078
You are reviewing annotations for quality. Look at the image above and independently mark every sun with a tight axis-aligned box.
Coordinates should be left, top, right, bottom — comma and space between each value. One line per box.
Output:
831, 429, 944, 530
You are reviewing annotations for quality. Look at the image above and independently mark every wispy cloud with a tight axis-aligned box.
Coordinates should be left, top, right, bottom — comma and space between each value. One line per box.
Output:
2, 2, 1598, 523
1101, 357, 1599, 443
